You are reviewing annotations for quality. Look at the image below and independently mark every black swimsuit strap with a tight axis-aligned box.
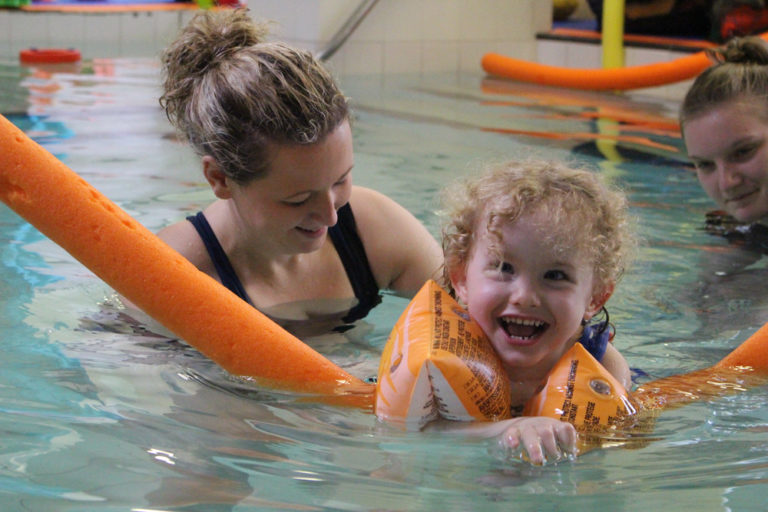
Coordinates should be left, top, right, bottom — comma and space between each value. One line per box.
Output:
186, 205, 381, 323
328, 203, 381, 322
186, 212, 254, 306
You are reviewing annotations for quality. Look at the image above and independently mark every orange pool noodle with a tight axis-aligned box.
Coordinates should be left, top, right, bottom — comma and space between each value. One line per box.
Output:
481, 51, 711, 91
481, 31, 768, 91
526, 321, 768, 432
0, 113, 374, 401
714, 320, 768, 372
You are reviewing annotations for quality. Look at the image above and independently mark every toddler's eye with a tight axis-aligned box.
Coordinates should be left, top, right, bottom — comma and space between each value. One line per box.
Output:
499, 262, 514, 274
544, 269, 568, 281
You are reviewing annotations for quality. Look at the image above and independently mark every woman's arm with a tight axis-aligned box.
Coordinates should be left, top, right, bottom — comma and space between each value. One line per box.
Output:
350, 186, 443, 296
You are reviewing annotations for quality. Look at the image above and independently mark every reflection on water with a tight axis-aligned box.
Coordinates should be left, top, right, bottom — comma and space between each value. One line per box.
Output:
1, 59, 768, 511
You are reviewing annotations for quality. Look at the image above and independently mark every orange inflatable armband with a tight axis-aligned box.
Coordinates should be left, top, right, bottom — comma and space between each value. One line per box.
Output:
523, 343, 637, 432
375, 280, 512, 429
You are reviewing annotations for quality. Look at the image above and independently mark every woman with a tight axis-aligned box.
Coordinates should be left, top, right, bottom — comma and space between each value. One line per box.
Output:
157, 9, 442, 332
679, 36, 768, 337
681, 36, 768, 236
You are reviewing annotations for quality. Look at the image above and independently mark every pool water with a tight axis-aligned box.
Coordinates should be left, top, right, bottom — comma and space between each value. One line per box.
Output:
2, 58, 768, 511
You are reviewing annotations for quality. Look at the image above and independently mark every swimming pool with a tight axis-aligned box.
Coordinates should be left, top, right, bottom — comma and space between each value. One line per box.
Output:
2, 57, 768, 511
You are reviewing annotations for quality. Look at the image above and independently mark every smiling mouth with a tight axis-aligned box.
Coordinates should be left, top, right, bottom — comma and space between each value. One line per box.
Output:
296, 226, 325, 236
499, 317, 548, 340
726, 190, 758, 204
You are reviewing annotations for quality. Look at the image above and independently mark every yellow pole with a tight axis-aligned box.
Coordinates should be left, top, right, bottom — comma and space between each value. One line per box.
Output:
596, 0, 625, 170
601, 0, 625, 69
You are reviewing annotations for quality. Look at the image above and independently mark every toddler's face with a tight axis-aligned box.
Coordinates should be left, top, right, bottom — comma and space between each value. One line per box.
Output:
451, 212, 604, 382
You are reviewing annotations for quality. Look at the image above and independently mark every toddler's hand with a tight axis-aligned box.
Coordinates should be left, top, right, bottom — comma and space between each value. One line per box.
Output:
500, 416, 578, 465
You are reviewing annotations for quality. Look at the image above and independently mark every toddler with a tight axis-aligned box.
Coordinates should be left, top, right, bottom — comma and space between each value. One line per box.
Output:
439, 159, 635, 463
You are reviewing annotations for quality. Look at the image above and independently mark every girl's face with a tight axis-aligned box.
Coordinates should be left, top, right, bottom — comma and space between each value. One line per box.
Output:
451, 211, 606, 382
228, 120, 354, 255
683, 100, 768, 223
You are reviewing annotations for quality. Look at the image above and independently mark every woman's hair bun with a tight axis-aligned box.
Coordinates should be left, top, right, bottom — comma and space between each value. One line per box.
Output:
163, 9, 270, 82
712, 36, 768, 66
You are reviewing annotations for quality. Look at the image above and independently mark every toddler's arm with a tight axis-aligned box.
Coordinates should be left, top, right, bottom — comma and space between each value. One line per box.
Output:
426, 416, 578, 465
602, 343, 632, 389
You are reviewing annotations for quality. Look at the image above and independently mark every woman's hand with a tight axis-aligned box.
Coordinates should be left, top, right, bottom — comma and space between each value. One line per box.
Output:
499, 416, 578, 465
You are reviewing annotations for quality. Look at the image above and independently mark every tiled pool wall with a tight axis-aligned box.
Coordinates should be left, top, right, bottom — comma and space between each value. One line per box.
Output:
0, 0, 551, 75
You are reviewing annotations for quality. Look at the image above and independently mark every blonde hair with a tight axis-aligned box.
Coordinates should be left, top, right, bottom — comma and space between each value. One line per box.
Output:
160, 8, 349, 183
681, 36, 768, 127
441, 159, 634, 296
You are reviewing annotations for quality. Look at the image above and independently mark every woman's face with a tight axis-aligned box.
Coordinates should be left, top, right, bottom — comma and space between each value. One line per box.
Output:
229, 120, 354, 255
683, 100, 768, 223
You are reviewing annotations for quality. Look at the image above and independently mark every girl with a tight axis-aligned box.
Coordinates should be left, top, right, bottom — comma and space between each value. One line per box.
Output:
439, 159, 634, 464
157, 9, 442, 333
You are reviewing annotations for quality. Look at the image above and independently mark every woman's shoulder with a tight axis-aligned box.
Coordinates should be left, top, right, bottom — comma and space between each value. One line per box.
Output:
349, 185, 394, 206
157, 215, 215, 274
348, 186, 420, 226
348, 186, 443, 294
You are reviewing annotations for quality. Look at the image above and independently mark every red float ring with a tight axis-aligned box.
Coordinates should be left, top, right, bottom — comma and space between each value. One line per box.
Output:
19, 48, 81, 65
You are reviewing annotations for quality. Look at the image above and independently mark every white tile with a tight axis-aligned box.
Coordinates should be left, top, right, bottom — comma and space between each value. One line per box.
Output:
177, 9, 197, 32
249, 0, 299, 36
422, 41, 460, 73
47, 13, 86, 51
566, 42, 601, 69
458, 1, 497, 41
154, 11, 184, 53
83, 13, 122, 59
421, 0, 460, 42
658, 78, 694, 102
381, 0, 423, 42
532, 0, 554, 32
625, 47, 671, 67
459, 41, 496, 73
499, 0, 535, 40
120, 12, 158, 57
9, 13, 49, 55
325, 44, 348, 75
496, 40, 537, 62
340, 40, 384, 74
294, 0, 325, 42
345, 0, 387, 42
317, 0, 356, 42
537, 39, 569, 67
383, 40, 421, 74
0, 11, 9, 59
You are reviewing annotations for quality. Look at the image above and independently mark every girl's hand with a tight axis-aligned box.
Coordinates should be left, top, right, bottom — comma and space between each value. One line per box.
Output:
500, 416, 578, 465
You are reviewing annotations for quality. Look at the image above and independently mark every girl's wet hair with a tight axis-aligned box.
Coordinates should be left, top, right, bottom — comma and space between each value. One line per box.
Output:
440, 159, 635, 297
681, 36, 768, 126
160, 8, 349, 183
